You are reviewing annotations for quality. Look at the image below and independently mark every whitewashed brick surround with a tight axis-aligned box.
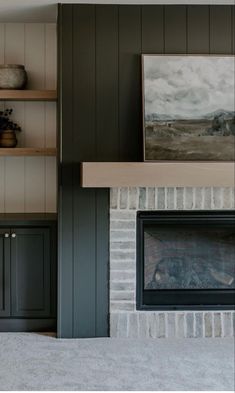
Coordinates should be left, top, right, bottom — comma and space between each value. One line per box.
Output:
109, 187, 235, 338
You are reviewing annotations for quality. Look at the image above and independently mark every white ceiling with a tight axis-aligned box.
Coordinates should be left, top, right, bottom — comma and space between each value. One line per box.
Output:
0, 0, 233, 22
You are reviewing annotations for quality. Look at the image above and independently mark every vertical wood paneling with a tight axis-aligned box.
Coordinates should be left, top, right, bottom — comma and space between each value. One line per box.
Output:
45, 24, 57, 213
0, 22, 57, 213
45, 157, 57, 212
24, 24, 46, 213
95, 5, 116, 336
164, 6, 187, 53
210, 6, 233, 54
45, 24, 57, 150
74, 188, 96, 337
232, 6, 235, 54
5, 24, 25, 63
24, 102, 45, 147
73, 6, 96, 162
95, 189, 109, 336
45, 102, 57, 147
4, 24, 25, 212
141, 6, 164, 53
0, 24, 4, 57
25, 157, 45, 212
7, 101, 25, 147
72, 5, 97, 338
96, 5, 119, 161
25, 24, 45, 88
45, 24, 57, 89
188, 6, 209, 53
119, 5, 142, 161
59, 4, 234, 338
5, 158, 24, 212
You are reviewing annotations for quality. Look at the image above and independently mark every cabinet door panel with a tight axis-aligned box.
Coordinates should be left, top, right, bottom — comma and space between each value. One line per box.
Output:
11, 228, 51, 317
0, 229, 10, 317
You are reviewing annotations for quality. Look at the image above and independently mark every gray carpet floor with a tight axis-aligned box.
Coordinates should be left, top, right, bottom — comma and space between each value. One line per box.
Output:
0, 333, 234, 391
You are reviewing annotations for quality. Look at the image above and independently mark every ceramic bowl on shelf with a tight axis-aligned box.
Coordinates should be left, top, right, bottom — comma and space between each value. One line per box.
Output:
0, 64, 27, 89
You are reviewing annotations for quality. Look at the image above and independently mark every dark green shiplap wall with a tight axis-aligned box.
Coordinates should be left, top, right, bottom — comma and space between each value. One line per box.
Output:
58, 4, 234, 338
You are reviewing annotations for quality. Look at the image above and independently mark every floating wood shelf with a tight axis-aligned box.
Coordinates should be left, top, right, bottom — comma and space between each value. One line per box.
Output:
81, 162, 235, 188
0, 148, 57, 156
0, 90, 57, 101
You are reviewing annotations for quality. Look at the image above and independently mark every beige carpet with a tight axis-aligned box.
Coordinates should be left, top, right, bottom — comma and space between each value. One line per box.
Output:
0, 333, 234, 391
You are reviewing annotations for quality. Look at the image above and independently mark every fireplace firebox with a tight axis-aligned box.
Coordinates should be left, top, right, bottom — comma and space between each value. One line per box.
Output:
137, 211, 235, 310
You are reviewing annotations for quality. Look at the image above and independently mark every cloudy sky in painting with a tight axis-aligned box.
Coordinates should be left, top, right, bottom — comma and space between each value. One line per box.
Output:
143, 55, 234, 119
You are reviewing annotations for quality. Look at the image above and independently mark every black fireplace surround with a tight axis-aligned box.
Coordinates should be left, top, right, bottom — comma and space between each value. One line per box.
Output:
137, 211, 235, 310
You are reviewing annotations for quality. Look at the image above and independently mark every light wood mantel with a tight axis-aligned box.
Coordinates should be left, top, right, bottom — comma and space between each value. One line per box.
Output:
81, 162, 235, 188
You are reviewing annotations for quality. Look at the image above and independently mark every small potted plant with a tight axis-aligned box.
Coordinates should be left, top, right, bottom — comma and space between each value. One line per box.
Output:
0, 109, 21, 147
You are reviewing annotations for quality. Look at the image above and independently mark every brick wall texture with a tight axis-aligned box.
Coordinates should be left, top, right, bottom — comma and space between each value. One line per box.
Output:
109, 187, 235, 338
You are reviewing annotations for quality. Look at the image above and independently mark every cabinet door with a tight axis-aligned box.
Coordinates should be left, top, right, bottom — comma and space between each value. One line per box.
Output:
0, 229, 11, 317
11, 228, 51, 317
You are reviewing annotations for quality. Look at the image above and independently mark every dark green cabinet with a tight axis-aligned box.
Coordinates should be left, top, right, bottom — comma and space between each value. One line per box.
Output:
0, 229, 10, 317
0, 215, 57, 332
11, 228, 51, 318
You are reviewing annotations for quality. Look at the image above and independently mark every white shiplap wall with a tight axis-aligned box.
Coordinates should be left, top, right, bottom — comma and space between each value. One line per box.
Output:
0, 23, 57, 213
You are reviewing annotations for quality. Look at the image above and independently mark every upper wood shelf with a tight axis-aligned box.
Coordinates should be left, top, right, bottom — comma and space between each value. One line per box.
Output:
81, 162, 235, 188
0, 90, 57, 101
0, 148, 57, 157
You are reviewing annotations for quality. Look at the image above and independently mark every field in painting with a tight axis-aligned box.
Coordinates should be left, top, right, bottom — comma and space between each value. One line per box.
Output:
145, 114, 235, 161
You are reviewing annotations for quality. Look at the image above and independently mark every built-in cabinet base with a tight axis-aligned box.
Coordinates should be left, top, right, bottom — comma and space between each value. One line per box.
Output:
0, 214, 57, 332
0, 319, 56, 332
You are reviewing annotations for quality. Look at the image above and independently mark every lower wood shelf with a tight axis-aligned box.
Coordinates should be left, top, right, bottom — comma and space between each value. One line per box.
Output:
0, 148, 57, 156
0, 89, 57, 101
81, 162, 235, 188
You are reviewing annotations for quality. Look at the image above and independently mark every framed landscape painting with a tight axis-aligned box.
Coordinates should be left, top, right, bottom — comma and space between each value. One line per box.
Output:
142, 55, 235, 161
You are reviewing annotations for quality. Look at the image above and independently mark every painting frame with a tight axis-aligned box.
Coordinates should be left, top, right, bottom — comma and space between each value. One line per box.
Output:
141, 54, 235, 162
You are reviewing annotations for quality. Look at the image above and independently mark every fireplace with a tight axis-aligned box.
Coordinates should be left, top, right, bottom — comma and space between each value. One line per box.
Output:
137, 211, 235, 310
110, 187, 235, 338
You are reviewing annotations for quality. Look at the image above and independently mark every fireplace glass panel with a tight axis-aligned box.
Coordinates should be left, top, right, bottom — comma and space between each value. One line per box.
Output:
144, 226, 235, 290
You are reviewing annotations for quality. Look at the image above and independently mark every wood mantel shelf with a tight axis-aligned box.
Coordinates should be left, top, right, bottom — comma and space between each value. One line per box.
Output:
0, 90, 57, 101
81, 162, 235, 188
0, 148, 57, 156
